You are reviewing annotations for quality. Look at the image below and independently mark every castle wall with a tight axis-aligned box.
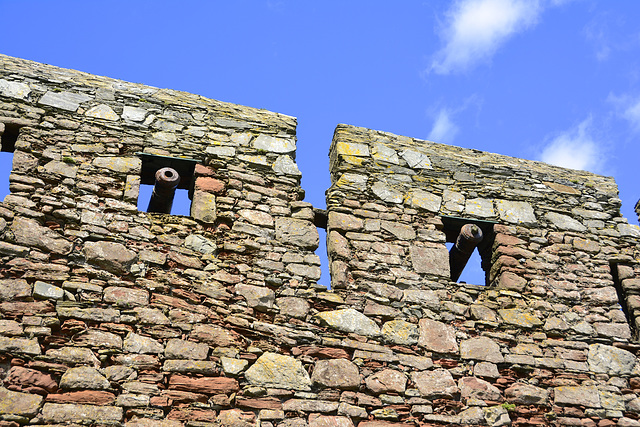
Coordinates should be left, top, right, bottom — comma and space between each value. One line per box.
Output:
1, 55, 640, 427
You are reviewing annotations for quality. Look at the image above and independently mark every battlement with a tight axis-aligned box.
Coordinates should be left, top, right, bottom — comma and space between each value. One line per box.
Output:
1, 54, 640, 427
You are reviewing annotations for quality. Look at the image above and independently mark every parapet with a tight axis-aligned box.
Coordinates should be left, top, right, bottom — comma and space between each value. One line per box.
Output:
1, 54, 640, 427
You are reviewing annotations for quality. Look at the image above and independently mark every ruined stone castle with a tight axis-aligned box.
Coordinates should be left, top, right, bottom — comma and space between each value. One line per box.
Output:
1, 54, 640, 427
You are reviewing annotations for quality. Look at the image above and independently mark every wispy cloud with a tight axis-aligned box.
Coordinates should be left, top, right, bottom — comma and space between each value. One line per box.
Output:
428, 109, 459, 143
539, 118, 604, 172
429, 0, 543, 75
608, 93, 640, 132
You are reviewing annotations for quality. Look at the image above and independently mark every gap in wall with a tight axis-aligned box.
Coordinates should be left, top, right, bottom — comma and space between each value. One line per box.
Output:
137, 184, 191, 216
0, 152, 12, 201
445, 241, 486, 285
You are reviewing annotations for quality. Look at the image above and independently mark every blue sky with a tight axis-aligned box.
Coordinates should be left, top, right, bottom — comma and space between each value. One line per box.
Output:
2, 0, 640, 286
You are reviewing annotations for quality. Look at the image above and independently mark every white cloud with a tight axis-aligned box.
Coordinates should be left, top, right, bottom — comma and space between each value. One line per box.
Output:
428, 109, 459, 143
430, 0, 543, 74
540, 118, 603, 172
622, 98, 640, 131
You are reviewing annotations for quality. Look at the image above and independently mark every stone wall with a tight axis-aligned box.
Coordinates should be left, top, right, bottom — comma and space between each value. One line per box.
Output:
1, 54, 640, 427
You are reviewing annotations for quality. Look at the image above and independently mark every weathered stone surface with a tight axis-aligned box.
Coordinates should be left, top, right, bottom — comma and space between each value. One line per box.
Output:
92, 156, 141, 174
314, 308, 380, 337
104, 286, 149, 307
418, 318, 458, 353
0, 79, 30, 99
46, 347, 100, 367
498, 309, 543, 328
124, 333, 164, 354
587, 344, 637, 375
5, 366, 56, 393
458, 376, 501, 401
218, 408, 257, 427
460, 337, 504, 363
495, 200, 536, 225
235, 284, 275, 311
245, 352, 311, 391
0, 279, 31, 301
253, 134, 295, 153
0, 387, 43, 416
554, 386, 601, 408
273, 155, 301, 175
365, 369, 407, 394
312, 359, 360, 389
169, 374, 239, 394
381, 220, 415, 240
372, 181, 402, 204
309, 415, 354, 427
0, 336, 41, 355
41, 402, 123, 423
327, 212, 363, 231
221, 357, 249, 375
84, 241, 136, 274
327, 231, 351, 259
191, 324, 243, 347
86, 104, 118, 120
405, 189, 441, 212
412, 369, 459, 398
402, 289, 440, 309
184, 234, 217, 254
282, 399, 339, 413
12, 216, 72, 254
43, 159, 78, 178
545, 212, 586, 232
38, 90, 92, 111
275, 217, 319, 250
33, 280, 64, 300
400, 148, 432, 168
381, 320, 419, 345
122, 105, 147, 122
46, 390, 116, 405
72, 328, 123, 349
165, 339, 209, 360
410, 245, 449, 277
59, 366, 110, 390
465, 198, 495, 217
191, 189, 217, 223
277, 297, 310, 319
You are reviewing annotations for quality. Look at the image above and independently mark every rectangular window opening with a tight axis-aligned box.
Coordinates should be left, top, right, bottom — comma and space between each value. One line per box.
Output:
136, 153, 198, 216
442, 216, 495, 286
0, 122, 20, 201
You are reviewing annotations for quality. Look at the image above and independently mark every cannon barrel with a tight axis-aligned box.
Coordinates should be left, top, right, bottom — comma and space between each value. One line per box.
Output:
449, 223, 483, 282
147, 167, 180, 214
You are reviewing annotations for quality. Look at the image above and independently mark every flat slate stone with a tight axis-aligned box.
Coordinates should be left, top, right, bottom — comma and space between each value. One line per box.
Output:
122, 105, 147, 121
400, 149, 432, 169
275, 217, 319, 250
460, 336, 504, 363
372, 142, 399, 164
465, 198, 495, 218
0, 79, 30, 99
0, 387, 43, 416
418, 318, 458, 353
273, 155, 301, 175
381, 320, 419, 345
39, 90, 92, 111
33, 281, 64, 300
314, 308, 380, 337
409, 245, 449, 277
12, 216, 72, 255
41, 402, 123, 423
406, 189, 441, 212
83, 241, 136, 274
59, 366, 110, 390
253, 134, 295, 153
495, 200, 536, 225
587, 344, 637, 375
372, 181, 403, 204
545, 212, 586, 232
554, 385, 600, 408
412, 368, 458, 398
85, 104, 119, 120
245, 352, 312, 391
312, 359, 360, 389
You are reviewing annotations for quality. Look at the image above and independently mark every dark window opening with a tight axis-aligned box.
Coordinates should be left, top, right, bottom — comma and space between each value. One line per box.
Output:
0, 122, 21, 201
137, 153, 197, 216
442, 216, 495, 285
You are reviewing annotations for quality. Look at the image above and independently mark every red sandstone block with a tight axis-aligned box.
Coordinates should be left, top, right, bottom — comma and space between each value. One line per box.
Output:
168, 374, 239, 394
46, 390, 116, 405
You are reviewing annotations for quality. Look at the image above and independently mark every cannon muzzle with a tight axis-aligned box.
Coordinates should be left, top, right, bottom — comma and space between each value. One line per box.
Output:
147, 167, 180, 214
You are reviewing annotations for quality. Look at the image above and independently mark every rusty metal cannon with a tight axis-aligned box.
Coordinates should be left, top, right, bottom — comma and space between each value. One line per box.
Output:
449, 223, 483, 282
147, 167, 180, 214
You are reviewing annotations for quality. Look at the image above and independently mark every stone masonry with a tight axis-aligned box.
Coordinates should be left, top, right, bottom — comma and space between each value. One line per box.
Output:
1, 54, 640, 427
